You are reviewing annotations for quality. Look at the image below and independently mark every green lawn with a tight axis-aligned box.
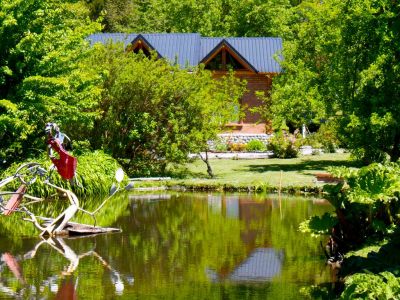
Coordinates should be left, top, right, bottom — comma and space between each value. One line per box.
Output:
169, 152, 357, 192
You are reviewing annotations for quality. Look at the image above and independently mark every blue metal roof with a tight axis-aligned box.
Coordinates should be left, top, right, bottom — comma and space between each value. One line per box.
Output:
200, 38, 258, 72
225, 37, 282, 73
200, 38, 222, 61
206, 248, 284, 282
228, 248, 283, 282
141, 33, 201, 67
87, 33, 282, 73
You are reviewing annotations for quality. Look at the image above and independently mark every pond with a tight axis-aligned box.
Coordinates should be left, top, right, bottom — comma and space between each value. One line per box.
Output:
0, 192, 336, 299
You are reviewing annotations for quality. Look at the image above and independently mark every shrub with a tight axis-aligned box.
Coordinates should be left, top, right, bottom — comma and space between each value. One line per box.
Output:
72, 140, 92, 155
246, 139, 266, 152
0, 150, 124, 197
294, 122, 341, 153
295, 133, 323, 149
267, 131, 298, 158
213, 139, 228, 152
227, 142, 247, 152
303, 163, 400, 248
90, 46, 245, 176
341, 272, 400, 299
314, 122, 341, 153
302, 162, 400, 299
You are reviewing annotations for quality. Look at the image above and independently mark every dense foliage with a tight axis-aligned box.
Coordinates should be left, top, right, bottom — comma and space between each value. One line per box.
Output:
245, 139, 267, 152
0, 0, 102, 169
301, 163, 400, 298
271, 0, 400, 164
85, 0, 300, 37
267, 131, 298, 158
3, 0, 397, 169
88, 44, 245, 175
341, 272, 400, 299
302, 163, 400, 247
0, 0, 246, 176
0, 150, 123, 197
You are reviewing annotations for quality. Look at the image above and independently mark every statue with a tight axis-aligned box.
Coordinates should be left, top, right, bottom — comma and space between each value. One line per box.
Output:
0, 123, 132, 236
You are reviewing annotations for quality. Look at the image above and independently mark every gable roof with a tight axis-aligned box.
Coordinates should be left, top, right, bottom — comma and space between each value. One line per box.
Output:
87, 33, 282, 73
130, 34, 161, 58
200, 39, 258, 72
200, 37, 282, 73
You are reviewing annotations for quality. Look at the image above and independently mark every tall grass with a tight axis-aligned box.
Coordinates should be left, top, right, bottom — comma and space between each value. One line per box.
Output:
0, 150, 124, 197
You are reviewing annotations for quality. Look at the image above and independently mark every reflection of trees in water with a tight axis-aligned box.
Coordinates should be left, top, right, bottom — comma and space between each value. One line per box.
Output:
268, 196, 332, 285
113, 194, 246, 286
0, 193, 130, 241
0, 236, 132, 299
118, 194, 331, 286
0, 193, 334, 299
205, 194, 332, 286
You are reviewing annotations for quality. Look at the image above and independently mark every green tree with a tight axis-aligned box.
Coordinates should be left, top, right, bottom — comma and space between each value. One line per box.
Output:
333, 0, 400, 163
0, 0, 101, 168
271, 0, 400, 163
88, 44, 244, 176
84, 0, 296, 37
270, 0, 341, 129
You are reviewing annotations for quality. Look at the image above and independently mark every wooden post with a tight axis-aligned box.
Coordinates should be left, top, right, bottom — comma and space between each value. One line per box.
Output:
222, 46, 227, 71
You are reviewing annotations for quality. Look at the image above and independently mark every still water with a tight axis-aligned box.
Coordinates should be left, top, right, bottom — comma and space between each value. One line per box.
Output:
0, 192, 335, 299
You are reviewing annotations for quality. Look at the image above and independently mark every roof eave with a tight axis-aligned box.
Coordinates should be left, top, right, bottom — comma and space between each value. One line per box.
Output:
129, 34, 163, 59
200, 39, 258, 73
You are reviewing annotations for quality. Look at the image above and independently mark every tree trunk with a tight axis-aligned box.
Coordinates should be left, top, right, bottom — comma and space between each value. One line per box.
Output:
198, 151, 214, 178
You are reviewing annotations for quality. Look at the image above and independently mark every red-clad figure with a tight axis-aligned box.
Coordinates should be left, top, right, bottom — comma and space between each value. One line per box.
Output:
45, 123, 77, 181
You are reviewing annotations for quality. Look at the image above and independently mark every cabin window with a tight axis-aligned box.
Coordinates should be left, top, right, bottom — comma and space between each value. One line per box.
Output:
205, 47, 247, 71
226, 51, 246, 70
205, 52, 223, 70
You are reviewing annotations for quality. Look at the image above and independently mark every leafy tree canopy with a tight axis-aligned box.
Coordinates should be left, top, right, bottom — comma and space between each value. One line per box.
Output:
88, 44, 245, 175
85, 0, 299, 37
271, 0, 400, 164
0, 0, 101, 169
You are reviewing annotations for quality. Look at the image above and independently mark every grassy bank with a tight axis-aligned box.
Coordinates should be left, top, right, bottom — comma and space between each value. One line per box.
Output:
165, 152, 358, 194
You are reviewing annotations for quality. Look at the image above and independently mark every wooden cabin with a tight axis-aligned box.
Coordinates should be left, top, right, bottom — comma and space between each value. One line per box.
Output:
88, 33, 282, 134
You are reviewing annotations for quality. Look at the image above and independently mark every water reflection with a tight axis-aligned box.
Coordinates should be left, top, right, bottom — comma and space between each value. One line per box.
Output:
207, 248, 284, 283
0, 193, 334, 299
0, 236, 131, 299
206, 195, 285, 282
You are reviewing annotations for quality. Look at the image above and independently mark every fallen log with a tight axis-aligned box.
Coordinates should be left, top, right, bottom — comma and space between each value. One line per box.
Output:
37, 217, 121, 236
